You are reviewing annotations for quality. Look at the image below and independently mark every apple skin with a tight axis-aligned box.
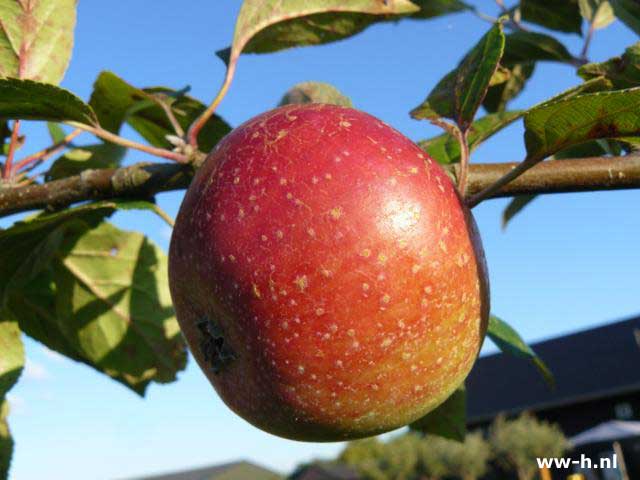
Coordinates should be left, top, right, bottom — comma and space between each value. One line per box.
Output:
169, 104, 489, 442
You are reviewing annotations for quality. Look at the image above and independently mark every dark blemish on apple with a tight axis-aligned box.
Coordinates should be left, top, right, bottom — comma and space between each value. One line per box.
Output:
197, 317, 236, 374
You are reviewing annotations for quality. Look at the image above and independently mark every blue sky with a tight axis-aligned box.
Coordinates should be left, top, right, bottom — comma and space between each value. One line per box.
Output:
5, 2, 640, 479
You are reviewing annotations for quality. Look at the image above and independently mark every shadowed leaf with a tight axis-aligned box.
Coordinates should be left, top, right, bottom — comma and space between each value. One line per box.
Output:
0, 317, 23, 480
524, 87, 640, 161
419, 111, 523, 164
484, 63, 535, 113
409, 0, 471, 18
488, 315, 554, 387
521, 0, 582, 34
0, 0, 77, 84
0, 400, 14, 479
279, 81, 353, 107
89, 71, 231, 151
411, 21, 505, 130
610, 0, 640, 35
501, 32, 574, 65
0, 78, 97, 125
410, 385, 466, 441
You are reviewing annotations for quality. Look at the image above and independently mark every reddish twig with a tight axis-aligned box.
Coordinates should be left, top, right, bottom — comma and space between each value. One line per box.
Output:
12, 128, 83, 174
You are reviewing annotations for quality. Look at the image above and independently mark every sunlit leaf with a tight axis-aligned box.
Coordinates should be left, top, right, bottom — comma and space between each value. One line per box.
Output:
488, 315, 554, 387
0, 78, 97, 125
410, 385, 466, 441
411, 21, 505, 130
501, 32, 574, 65
52, 221, 186, 392
521, 0, 582, 34
0, 203, 187, 395
579, 0, 615, 29
227, 0, 419, 58
418, 111, 522, 164
0, 0, 77, 84
524, 87, 640, 161
279, 81, 353, 107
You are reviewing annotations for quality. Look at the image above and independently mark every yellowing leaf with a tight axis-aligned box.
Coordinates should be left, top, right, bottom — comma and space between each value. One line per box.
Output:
0, 0, 78, 84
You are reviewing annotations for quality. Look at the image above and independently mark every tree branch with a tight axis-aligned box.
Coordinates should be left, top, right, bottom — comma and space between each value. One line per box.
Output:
0, 156, 639, 218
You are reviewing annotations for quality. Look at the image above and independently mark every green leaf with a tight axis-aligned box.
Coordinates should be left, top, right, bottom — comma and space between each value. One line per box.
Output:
579, 0, 615, 29
579, 42, 640, 89
1, 400, 14, 480
411, 21, 505, 130
610, 0, 640, 35
47, 122, 67, 143
46, 143, 126, 181
0, 78, 97, 125
0, 318, 23, 480
410, 385, 466, 441
502, 194, 537, 228
418, 111, 523, 164
89, 72, 231, 151
409, 0, 471, 19
0, 205, 187, 394
0, 121, 9, 151
0, 319, 23, 401
501, 32, 575, 65
51, 221, 186, 392
279, 81, 353, 107
524, 87, 640, 161
0, 203, 115, 303
521, 0, 583, 34
0, 0, 77, 84
484, 63, 535, 113
0, 200, 156, 302
228, 0, 419, 57
488, 315, 554, 387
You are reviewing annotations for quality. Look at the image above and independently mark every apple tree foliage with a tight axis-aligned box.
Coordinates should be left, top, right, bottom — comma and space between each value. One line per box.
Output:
1, 0, 639, 476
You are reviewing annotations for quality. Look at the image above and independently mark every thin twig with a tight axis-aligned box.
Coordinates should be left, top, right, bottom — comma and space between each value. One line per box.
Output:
3, 120, 22, 180
12, 129, 83, 174
66, 122, 188, 163
187, 58, 237, 148
157, 101, 185, 138
580, 22, 596, 61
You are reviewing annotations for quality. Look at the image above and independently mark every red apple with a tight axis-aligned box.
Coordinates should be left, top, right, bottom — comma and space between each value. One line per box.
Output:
169, 104, 489, 441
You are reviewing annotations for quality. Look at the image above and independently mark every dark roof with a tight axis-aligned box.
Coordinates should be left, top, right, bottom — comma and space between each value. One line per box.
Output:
466, 315, 640, 423
125, 461, 281, 480
289, 463, 360, 480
